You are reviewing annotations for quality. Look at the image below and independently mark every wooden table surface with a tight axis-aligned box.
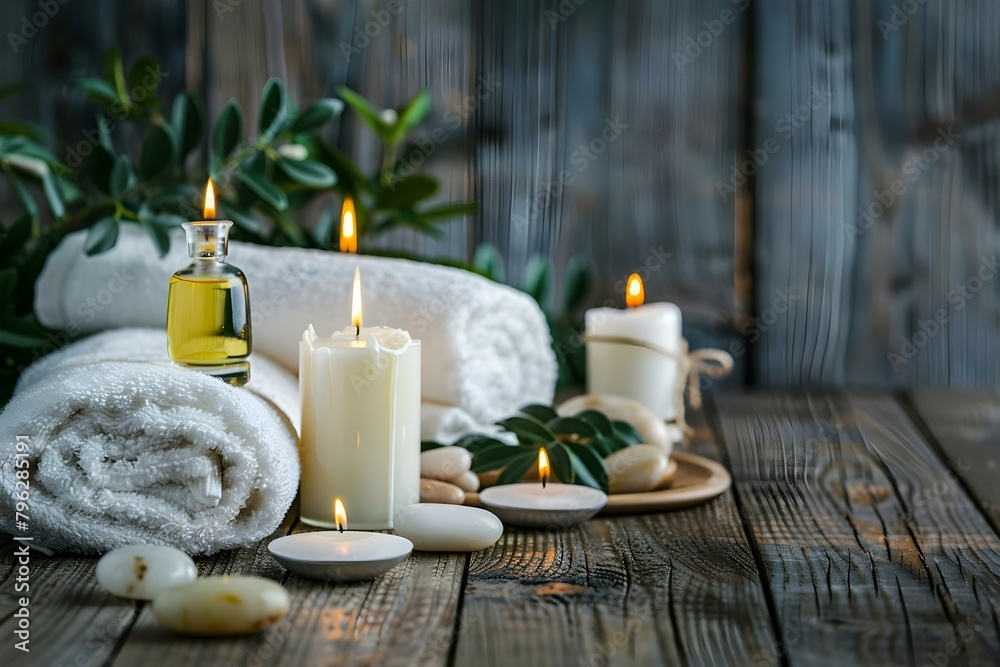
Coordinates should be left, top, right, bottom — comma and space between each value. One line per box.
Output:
4, 389, 1000, 667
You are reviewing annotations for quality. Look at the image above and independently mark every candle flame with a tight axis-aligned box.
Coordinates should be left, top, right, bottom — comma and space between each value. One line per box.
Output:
334, 497, 347, 531
538, 448, 550, 488
203, 179, 216, 220
340, 197, 357, 253
351, 265, 363, 332
625, 273, 645, 308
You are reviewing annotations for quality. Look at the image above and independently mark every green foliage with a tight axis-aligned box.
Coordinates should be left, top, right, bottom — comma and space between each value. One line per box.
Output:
0, 49, 478, 404
424, 403, 643, 492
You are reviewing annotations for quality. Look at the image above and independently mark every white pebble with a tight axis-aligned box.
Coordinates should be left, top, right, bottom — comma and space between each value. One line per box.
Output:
420, 447, 472, 481
451, 470, 480, 492
420, 478, 466, 504
394, 503, 503, 552
605, 445, 670, 494
152, 575, 290, 635
557, 394, 674, 455
96, 544, 197, 601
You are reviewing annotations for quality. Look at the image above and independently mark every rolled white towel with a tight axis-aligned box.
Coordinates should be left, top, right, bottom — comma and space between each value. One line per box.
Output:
0, 329, 299, 555
35, 225, 557, 426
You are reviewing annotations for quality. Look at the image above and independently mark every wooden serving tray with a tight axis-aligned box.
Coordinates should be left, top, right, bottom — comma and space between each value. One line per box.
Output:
463, 451, 731, 516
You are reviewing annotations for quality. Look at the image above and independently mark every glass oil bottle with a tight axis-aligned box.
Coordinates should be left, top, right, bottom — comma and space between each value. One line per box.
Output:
167, 220, 252, 385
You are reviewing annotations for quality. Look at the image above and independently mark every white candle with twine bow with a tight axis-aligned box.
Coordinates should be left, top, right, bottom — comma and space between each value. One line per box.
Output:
584, 273, 682, 421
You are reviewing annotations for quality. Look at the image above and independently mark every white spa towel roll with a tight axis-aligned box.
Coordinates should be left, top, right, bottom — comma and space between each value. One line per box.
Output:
35, 225, 557, 426
0, 329, 299, 555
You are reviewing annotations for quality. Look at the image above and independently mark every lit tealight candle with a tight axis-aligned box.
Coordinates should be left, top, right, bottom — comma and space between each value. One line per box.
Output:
268, 498, 413, 582
478, 448, 609, 529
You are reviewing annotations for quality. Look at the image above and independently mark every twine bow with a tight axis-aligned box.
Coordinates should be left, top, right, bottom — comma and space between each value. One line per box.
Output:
582, 335, 734, 437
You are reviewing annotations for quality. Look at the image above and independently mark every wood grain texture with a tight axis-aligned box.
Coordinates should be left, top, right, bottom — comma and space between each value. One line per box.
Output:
752, 0, 1000, 388
452, 433, 779, 667
112, 513, 466, 667
712, 391, 1000, 665
907, 388, 1000, 531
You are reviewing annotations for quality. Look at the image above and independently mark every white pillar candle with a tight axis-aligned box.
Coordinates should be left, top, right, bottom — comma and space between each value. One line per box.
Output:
585, 274, 681, 421
299, 268, 420, 530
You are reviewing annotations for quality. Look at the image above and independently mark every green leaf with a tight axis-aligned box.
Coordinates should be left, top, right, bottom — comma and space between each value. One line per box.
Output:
277, 158, 337, 187
471, 443, 533, 473
312, 204, 336, 248
0, 120, 49, 142
547, 444, 575, 484
84, 145, 116, 194
258, 78, 287, 136
392, 90, 431, 141
103, 46, 127, 102
171, 93, 205, 163
574, 410, 614, 437
126, 56, 161, 107
84, 217, 119, 255
78, 77, 119, 108
497, 415, 556, 445
381, 174, 437, 208
109, 154, 133, 198
313, 142, 374, 195
337, 86, 390, 139
417, 201, 477, 221
473, 244, 505, 282
139, 219, 170, 258
612, 421, 644, 446
3, 169, 37, 220
524, 256, 551, 309
589, 435, 619, 458
518, 404, 559, 423
291, 98, 344, 133
213, 99, 243, 162
452, 434, 510, 453
0, 215, 31, 262
41, 171, 64, 218
237, 169, 288, 210
420, 441, 446, 452
495, 451, 538, 486
139, 125, 174, 179
547, 417, 597, 439
562, 255, 592, 314
565, 444, 606, 490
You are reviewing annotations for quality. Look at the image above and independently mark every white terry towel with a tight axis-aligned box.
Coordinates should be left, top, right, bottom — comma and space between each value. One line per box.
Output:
35, 225, 557, 427
0, 329, 299, 555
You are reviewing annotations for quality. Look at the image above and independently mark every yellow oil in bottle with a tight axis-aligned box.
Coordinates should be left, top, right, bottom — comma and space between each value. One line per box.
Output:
166, 220, 252, 385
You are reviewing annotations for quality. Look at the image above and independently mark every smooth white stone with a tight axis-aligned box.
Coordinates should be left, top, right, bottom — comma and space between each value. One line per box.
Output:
95, 544, 197, 601
420, 447, 472, 481
420, 478, 466, 504
394, 503, 503, 552
556, 394, 673, 455
151, 575, 290, 635
451, 470, 480, 492
605, 445, 670, 494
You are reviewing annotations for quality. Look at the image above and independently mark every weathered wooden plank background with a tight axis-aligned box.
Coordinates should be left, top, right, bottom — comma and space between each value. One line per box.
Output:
4, 0, 1000, 389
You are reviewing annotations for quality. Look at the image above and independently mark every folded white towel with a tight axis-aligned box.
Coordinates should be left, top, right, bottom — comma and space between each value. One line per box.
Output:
0, 329, 299, 555
35, 225, 556, 427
